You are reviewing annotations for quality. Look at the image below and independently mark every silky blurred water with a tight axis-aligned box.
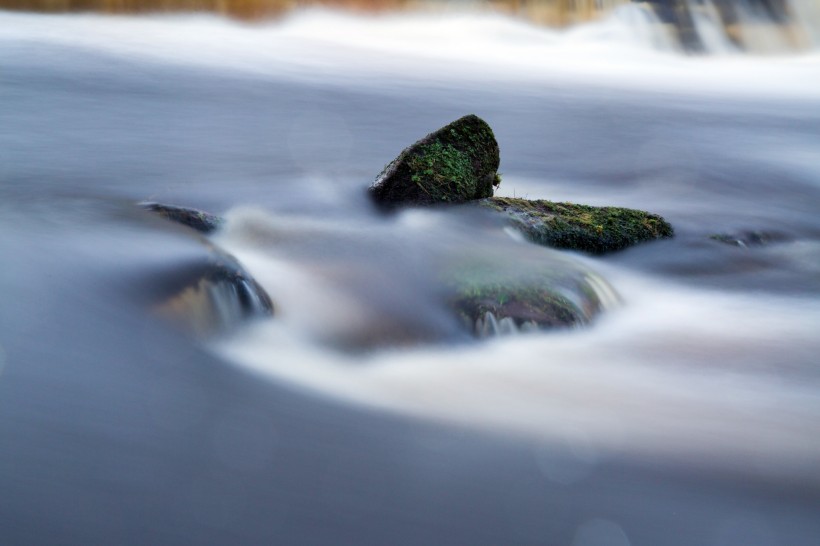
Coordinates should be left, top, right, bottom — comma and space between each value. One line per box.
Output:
2, 6, 820, 545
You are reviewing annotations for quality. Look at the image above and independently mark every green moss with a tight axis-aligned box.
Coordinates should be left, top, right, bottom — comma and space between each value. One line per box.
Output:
370, 114, 500, 208
406, 141, 474, 202
480, 197, 674, 254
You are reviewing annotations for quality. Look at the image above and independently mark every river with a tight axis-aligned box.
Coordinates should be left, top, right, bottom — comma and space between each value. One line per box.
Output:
2, 5, 820, 545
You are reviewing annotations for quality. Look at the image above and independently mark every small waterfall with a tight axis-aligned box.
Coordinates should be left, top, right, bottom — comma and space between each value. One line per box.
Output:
634, 0, 820, 52
498, 0, 819, 52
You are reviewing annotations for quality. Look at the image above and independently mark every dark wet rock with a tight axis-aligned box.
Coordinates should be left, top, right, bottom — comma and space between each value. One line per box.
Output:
369, 114, 501, 209
443, 257, 612, 337
153, 248, 273, 337
138, 201, 272, 336
477, 197, 674, 254
141, 201, 223, 233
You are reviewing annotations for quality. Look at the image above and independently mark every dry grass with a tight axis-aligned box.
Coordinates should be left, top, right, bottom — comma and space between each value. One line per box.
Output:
0, 0, 627, 24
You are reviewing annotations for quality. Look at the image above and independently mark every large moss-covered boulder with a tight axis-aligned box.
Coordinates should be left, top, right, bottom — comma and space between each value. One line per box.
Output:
478, 197, 673, 254
369, 114, 501, 208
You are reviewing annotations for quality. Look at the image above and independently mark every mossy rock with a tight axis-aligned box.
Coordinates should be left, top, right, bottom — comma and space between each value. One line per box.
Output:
443, 257, 611, 336
369, 114, 501, 209
478, 197, 673, 254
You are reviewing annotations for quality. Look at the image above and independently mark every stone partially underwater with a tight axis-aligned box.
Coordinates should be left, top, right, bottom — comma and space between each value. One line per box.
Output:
152, 253, 274, 337
443, 256, 614, 337
478, 197, 674, 254
141, 202, 273, 336
141, 201, 224, 234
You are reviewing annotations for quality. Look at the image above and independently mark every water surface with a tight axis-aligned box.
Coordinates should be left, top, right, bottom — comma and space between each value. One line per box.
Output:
2, 7, 820, 544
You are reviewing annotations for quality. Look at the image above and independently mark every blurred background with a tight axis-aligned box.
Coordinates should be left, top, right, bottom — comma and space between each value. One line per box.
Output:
2, 0, 818, 51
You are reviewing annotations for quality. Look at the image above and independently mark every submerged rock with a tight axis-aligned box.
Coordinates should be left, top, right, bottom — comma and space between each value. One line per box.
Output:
709, 230, 787, 248
443, 256, 614, 336
141, 202, 223, 233
138, 201, 273, 336
154, 252, 274, 337
478, 197, 674, 254
369, 114, 501, 208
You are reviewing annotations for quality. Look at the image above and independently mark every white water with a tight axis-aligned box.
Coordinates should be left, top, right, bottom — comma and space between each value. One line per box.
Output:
215, 218, 820, 481
2, 6, 819, 98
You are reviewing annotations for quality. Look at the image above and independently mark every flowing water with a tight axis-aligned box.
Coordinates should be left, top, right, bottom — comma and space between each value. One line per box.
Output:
2, 5, 820, 545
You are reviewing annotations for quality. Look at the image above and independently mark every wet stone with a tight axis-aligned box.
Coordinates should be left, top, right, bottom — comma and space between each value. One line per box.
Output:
369, 114, 501, 209
443, 256, 613, 336
141, 202, 224, 234
477, 197, 674, 254
138, 201, 273, 337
